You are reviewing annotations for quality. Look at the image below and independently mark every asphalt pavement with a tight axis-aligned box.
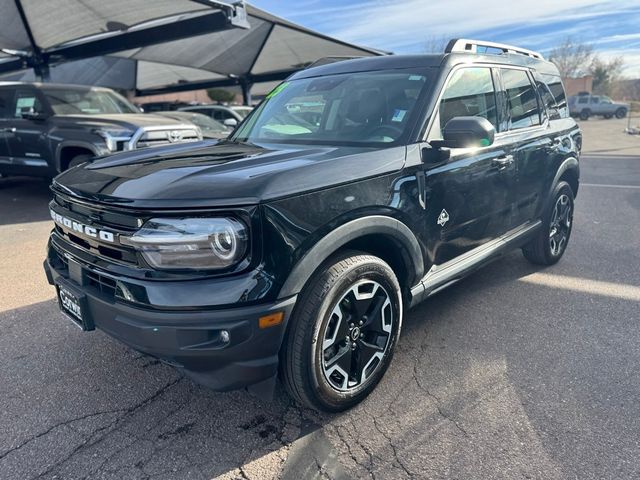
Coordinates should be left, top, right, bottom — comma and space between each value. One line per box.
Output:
1, 118, 639, 479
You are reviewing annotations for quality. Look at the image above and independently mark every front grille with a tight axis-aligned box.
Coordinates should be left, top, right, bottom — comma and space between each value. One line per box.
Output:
50, 193, 142, 267
133, 127, 200, 149
50, 243, 117, 300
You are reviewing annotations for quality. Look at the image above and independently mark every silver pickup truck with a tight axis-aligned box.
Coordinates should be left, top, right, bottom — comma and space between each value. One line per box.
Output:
569, 94, 629, 120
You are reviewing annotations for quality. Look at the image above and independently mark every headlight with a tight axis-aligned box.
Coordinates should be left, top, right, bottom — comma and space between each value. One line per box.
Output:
94, 128, 134, 151
122, 218, 248, 270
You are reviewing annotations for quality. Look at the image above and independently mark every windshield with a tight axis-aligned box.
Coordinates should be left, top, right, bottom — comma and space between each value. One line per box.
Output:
232, 68, 430, 146
185, 113, 229, 132
42, 87, 139, 115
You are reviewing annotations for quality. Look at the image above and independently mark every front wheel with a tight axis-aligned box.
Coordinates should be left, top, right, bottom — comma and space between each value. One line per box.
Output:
579, 110, 590, 121
280, 252, 402, 412
522, 181, 574, 265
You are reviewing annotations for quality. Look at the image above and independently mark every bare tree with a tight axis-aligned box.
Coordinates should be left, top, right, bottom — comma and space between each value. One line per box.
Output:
424, 35, 450, 54
548, 37, 593, 78
590, 56, 625, 95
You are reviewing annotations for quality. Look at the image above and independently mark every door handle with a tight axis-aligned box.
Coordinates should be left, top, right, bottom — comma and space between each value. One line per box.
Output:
492, 155, 514, 169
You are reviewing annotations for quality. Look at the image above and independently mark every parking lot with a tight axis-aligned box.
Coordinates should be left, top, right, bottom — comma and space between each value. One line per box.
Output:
1, 118, 639, 479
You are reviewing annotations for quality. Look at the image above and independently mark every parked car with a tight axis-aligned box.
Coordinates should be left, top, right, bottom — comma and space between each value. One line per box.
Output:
44, 39, 581, 412
0, 82, 202, 177
138, 101, 191, 113
569, 94, 629, 120
179, 104, 246, 128
231, 106, 254, 119
154, 111, 231, 139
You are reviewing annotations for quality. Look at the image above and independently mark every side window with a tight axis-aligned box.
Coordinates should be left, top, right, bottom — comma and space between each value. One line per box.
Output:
0, 89, 14, 119
14, 90, 43, 118
540, 74, 568, 116
578, 96, 589, 104
591, 96, 600, 104
502, 69, 541, 130
429, 67, 497, 140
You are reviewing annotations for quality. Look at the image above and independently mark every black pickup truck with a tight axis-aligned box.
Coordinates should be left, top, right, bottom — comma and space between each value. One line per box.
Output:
44, 39, 581, 412
0, 82, 202, 177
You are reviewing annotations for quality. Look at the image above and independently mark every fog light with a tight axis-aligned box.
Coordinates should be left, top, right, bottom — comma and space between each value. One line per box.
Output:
219, 330, 230, 344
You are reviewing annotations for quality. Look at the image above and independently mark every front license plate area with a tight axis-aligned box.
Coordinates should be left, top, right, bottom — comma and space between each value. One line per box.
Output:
56, 279, 94, 331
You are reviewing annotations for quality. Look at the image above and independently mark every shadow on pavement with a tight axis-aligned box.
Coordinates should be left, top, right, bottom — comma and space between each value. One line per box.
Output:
0, 176, 53, 226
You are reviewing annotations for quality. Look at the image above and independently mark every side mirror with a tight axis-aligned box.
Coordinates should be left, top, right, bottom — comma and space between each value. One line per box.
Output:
223, 118, 238, 128
21, 107, 48, 121
433, 116, 495, 149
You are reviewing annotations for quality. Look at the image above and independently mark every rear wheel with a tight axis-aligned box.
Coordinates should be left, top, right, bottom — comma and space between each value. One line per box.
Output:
522, 181, 574, 265
615, 107, 628, 119
280, 252, 402, 412
579, 109, 590, 121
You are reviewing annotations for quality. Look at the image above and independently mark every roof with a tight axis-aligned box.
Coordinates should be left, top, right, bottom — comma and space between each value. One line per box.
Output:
292, 51, 561, 80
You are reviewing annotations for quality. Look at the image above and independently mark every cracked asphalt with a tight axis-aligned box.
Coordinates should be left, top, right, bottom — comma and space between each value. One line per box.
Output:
1, 118, 639, 479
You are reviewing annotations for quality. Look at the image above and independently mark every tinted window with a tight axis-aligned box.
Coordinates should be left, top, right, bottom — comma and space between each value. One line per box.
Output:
578, 96, 589, 104
430, 67, 497, 140
41, 87, 138, 115
502, 69, 540, 129
539, 74, 568, 117
591, 96, 600, 104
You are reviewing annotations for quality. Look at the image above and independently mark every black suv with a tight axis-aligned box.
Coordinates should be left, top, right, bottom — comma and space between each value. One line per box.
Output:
0, 82, 201, 177
44, 40, 581, 412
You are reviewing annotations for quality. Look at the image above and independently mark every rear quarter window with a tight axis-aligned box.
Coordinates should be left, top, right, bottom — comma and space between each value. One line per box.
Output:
502, 68, 541, 130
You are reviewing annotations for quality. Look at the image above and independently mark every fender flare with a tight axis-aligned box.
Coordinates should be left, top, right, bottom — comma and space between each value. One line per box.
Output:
55, 141, 99, 171
278, 215, 424, 299
552, 156, 579, 193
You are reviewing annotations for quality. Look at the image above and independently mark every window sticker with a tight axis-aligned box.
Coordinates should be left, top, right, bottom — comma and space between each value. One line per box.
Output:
391, 109, 407, 122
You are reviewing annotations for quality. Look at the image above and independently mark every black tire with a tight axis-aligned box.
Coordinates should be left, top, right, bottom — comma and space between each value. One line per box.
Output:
280, 251, 402, 412
66, 154, 93, 170
522, 181, 574, 266
615, 108, 627, 119
579, 109, 590, 121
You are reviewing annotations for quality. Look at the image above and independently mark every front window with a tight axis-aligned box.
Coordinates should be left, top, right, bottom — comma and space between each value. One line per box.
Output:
233, 69, 430, 146
42, 87, 139, 115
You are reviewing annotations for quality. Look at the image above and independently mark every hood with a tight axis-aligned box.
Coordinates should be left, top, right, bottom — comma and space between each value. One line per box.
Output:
50, 113, 191, 131
53, 141, 407, 208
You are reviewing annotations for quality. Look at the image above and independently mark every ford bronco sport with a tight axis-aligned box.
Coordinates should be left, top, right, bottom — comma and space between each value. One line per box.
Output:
44, 39, 581, 412
0, 82, 202, 177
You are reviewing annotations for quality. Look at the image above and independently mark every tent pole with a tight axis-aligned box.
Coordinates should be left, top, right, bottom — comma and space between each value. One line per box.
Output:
240, 78, 253, 106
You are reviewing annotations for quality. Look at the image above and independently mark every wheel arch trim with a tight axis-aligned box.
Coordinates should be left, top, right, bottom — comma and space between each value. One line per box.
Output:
277, 215, 424, 299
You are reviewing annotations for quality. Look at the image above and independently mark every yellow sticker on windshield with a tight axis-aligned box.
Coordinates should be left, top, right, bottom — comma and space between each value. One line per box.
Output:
266, 82, 289, 99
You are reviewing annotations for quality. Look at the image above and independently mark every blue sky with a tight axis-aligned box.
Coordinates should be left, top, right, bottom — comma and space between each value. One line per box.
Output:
252, 0, 640, 77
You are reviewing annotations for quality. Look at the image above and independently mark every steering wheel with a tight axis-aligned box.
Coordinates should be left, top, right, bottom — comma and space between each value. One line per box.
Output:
367, 125, 403, 139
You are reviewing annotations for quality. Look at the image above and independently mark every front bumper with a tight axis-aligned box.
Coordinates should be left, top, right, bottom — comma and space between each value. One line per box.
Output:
44, 257, 296, 392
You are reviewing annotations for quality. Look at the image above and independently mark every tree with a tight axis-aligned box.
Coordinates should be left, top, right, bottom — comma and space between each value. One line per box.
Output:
424, 35, 450, 54
589, 56, 624, 95
548, 37, 593, 78
206, 88, 236, 104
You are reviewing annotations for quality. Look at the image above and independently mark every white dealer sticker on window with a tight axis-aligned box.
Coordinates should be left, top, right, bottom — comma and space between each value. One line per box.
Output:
392, 109, 407, 122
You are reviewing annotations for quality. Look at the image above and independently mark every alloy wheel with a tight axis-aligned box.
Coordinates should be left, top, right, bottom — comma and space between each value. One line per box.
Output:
549, 194, 572, 256
320, 280, 394, 392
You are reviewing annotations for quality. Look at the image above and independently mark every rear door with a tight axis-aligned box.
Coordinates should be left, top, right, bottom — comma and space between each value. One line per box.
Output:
423, 66, 517, 265
499, 67, 555, 226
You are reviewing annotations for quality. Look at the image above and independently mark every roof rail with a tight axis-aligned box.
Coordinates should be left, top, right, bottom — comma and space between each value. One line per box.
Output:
445, 38, 544, 60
